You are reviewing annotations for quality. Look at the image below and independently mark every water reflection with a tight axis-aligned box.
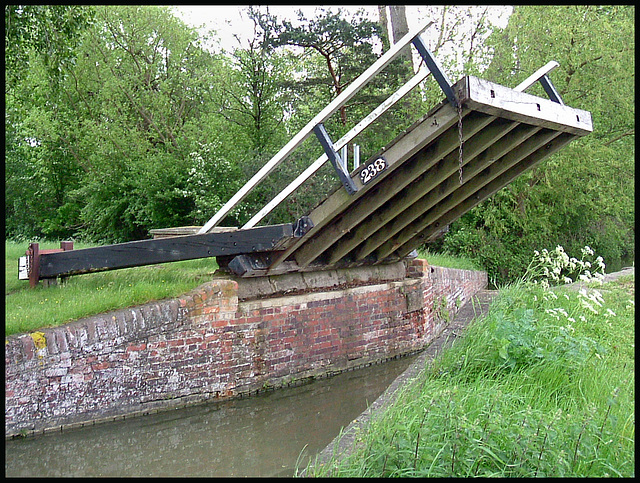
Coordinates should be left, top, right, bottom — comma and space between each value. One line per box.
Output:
5, 354, 417, 477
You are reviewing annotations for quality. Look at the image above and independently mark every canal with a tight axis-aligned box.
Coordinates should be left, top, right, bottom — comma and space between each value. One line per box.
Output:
5, 354, 419, 477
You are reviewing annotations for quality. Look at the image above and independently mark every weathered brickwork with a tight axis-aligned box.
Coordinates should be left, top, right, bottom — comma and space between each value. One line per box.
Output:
5, 260, 486, 437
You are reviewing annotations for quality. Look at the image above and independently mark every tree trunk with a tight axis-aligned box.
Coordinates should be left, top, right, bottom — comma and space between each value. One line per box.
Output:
377, 5, 390, 51
389, 5, 411, 63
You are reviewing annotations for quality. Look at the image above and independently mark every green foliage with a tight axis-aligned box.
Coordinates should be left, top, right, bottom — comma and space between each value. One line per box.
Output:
5, 6, 234, 241
418, 249, 481, 271
5, 6, 94, 239
303, 247, 635, 477
5, 5, 95, 87
6, 3, 634, 286
433, 5, 635, 286
184, 141, 247, 227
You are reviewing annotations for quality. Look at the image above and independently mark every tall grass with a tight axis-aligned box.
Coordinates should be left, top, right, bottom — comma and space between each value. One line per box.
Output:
5, 240, 219, 336
302, 247, 634, 477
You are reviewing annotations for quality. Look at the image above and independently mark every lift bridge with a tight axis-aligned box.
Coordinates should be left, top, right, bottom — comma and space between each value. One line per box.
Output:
20, 21, 592, 287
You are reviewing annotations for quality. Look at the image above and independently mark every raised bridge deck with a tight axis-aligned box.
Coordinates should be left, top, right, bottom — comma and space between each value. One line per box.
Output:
255, 75, 592, 276
20, 22, 592, 286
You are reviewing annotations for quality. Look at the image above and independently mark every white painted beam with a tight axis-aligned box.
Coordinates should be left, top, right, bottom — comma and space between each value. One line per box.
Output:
514, 60, 559, 92
198, 20, 434, 234
241, 67, 431, 229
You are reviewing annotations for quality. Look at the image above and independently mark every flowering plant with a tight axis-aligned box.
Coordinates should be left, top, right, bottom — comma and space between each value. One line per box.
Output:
522, 245, 605, 288
488, 245, 615, 371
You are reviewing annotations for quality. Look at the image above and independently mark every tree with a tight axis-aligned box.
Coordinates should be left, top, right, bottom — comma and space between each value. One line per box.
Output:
5, 5, 95, 239
5, 6, 240, 242
65, 5, 230, 241
268, 7, 384, 127
212, 7, 292, 159
5, 5, 94, 89
436, 5, 635, 284
377, 5, 410, 63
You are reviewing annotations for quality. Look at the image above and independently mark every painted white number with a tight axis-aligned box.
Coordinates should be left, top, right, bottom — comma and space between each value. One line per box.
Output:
359, 157, 387, 185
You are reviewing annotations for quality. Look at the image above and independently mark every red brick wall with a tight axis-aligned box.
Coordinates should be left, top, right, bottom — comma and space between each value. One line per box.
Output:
5, 260, 486, 437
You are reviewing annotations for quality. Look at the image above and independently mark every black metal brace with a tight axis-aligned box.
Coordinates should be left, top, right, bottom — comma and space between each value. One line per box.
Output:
538, 74, 564, 105
293, 215, 314, 237
313, 123, 358, 195
411, 35, 457, 107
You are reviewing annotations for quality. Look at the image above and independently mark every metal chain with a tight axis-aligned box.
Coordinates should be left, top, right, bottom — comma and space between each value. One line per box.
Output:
457, 100, 464, 185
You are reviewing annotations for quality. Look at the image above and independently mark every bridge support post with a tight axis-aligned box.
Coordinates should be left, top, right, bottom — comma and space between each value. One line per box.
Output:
22, 241, 74, 288
411, 36, 457, 107
313, 123, 358, 195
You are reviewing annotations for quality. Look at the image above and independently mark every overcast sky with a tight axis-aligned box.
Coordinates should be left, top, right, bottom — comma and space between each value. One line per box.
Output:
172, 5, 380, 51
172, 5, 512, 53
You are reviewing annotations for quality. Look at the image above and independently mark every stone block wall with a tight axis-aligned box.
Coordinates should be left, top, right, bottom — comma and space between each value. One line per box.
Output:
5, 260, 487, 437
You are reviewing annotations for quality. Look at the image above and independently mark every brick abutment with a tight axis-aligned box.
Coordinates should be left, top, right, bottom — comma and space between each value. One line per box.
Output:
5, 259, 487, 438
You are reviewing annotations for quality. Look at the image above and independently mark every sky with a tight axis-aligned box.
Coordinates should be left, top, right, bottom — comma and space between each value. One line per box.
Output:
172, 5, 381, 51
172, 5, 513, 55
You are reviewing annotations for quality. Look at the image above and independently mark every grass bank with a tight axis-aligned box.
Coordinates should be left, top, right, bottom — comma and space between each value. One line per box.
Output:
301, 249, 634, 477
5, 240, 219, 336
418, 248, 481, 271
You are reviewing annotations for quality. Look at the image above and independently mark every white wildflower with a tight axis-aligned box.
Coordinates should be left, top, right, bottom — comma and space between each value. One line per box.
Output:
545, 308, 560, 320
580, 298, 599, 314
581, 246, 594, 257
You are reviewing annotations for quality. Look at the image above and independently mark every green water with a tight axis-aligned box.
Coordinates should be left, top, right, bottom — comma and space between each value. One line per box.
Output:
5, 354, 418, 477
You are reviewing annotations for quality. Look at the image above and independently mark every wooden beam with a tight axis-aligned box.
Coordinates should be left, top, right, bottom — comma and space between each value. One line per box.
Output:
374, 129, 566, 260
293, 109, 495, 267
37, 224, 295, 279
348, 118, 529, 263
390, 132, 578, 259
461, 76, 592, 135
